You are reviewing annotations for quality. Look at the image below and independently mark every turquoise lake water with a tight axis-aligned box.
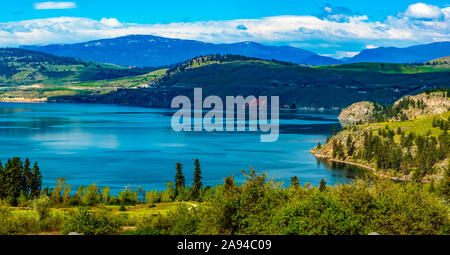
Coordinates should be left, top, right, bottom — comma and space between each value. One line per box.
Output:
0, 103, 365, 194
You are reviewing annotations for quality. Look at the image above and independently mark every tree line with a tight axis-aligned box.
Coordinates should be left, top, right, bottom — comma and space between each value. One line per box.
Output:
8, 158, 206, 208
331, 125, 449, 181
0, 158, 42, 205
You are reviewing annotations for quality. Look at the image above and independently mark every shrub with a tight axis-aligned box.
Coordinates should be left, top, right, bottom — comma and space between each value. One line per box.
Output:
62, 207, 127, 235
145, 190, 160, 204
32, 194, 51, 220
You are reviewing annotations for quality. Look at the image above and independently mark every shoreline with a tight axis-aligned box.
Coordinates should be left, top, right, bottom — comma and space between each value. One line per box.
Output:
310, 150, 411, 182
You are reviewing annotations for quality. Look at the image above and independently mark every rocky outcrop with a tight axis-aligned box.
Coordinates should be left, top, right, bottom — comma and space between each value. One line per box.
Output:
395, 92, 449, 120
338, 101, 375, 123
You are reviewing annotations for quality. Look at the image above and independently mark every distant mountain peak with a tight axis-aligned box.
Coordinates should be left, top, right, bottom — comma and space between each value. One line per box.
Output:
21, 34, 341, 67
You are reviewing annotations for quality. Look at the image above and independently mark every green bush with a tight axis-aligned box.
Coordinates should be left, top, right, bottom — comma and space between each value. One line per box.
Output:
62, 207, 127, 235
272, 191, 361, 235
32, 194, 51, 220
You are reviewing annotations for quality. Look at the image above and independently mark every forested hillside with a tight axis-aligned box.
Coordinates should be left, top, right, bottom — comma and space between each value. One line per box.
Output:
55, 55, 450, 109
312, 90, 450, 182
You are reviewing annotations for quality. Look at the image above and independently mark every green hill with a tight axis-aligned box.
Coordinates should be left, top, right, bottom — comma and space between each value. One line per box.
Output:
0, 48, 155, 85
2, 53, 450, 107
99, 55, 448, 109
426, 56, 450, 65
0, 48, 163, 101
312, 91, 450, 182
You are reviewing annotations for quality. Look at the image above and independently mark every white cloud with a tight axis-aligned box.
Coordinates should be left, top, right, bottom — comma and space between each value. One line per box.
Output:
100, 18, 122, 28
403, 3, 443, 19
366, 44, 377, 49
34, 2, 76, 10
334, 51, 360, 59
0, 3, 448, 53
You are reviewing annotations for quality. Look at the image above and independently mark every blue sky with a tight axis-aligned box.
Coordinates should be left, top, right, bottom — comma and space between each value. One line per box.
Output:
1, 1, 449, 58
4, 0, 446, 23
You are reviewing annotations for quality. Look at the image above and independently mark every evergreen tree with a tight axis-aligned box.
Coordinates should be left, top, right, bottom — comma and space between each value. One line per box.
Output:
30, 162, 42, 197
191, 159, 202, 201
0, 161, 4, 199
174, 162, 185, 198
290, 176, 300, 188
23, 158, 33, 196
319, 178, 326, 192
4, 157, 23, 205
317, 142, 321, 149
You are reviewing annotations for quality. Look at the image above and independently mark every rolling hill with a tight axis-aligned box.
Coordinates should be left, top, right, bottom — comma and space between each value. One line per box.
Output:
0, 48, 153, 86
426, 56, 450, 65
311, 90, 450, 182
0, 48, 161, 102
51, 55, 450, 110
22, 35, 342, 67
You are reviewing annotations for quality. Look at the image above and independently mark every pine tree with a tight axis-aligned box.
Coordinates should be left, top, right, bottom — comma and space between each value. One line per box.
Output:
319, 178, 326, 192
0, 160, 4, 199
191, 159, 202, 201
290, 176, 300, 188
174, 162, 185, 198
4, 157, 23, 205
23, 158, 33, 196
30, 162, 42, 197
317, 142, 321, 149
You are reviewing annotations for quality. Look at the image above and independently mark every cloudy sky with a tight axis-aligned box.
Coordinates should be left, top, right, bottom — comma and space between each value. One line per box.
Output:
0, 0, 449, 58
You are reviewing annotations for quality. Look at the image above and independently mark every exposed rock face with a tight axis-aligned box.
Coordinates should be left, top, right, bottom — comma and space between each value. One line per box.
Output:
338, 91, 450, 124
395, 92, 450, 120
338, 101, 375, 123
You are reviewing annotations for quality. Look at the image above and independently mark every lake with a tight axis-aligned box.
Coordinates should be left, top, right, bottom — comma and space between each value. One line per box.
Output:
0, 103, 366, 194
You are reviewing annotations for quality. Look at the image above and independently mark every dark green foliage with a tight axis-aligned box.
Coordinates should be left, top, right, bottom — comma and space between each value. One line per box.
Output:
346, 135, 355, 156
332, 140, 345, 159
191, 159, 202, 201
432, 117, 449, 131
355, 127, 446, 180
23, 159, 33, 196
30, 162, 42, 197
174, 162, 185, 199
118, 187, 138, 206
4, 158, 23, 205
162, 54, 295, 82
0, 161, 4, 198
132, 170, 449, 235
290, 176, 300, 188
371, 97, 426, 122
319, 179, 326, 192
273, 191, 360, 235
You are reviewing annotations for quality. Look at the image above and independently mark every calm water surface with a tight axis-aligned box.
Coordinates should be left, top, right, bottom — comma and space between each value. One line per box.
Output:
0, 103, 365, 193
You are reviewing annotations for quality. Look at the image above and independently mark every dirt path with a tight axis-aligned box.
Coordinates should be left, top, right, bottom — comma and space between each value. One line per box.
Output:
183, 202, 198, 208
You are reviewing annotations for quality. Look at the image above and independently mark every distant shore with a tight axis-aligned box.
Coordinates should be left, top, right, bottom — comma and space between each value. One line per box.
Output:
0, 97, 47, 103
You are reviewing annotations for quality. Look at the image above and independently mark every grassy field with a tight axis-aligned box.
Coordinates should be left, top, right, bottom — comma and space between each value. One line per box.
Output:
0, 48, 165, 102
0, 69, 167, 101
5, 201, 199, 235
362, 111, 450, 138
9, 201, 196, 218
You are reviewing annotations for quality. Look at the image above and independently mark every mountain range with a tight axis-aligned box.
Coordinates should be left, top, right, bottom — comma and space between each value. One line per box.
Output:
22, 35, 342, 67
21, 35, 450, 67
348, 42, 450, 64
